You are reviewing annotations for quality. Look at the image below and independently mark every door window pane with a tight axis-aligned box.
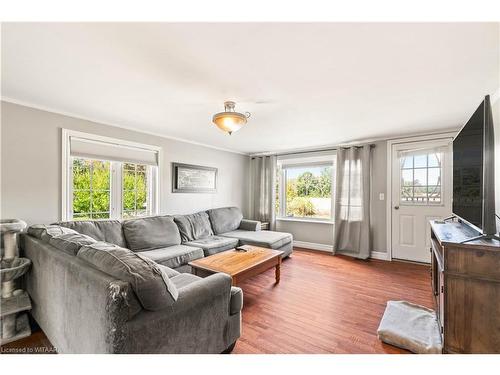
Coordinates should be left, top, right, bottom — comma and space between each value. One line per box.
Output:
414, 169, 427, 186
399, 152, 442, 205
402, 157, 413, 169
414, 154, 427, 168
401, 169, 413, 186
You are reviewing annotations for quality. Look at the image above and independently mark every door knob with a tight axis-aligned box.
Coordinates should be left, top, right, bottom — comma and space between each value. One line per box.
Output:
394, 206, 400, 210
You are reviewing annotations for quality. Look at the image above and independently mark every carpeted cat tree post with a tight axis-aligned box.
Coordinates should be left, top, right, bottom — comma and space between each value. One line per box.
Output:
0, 219, 32, 345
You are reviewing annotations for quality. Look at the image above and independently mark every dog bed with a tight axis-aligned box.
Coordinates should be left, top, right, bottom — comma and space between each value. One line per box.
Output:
377, 300, 442, 354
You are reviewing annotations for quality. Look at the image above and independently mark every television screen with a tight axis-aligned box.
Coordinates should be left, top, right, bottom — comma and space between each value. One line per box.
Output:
453, 101, 484, 229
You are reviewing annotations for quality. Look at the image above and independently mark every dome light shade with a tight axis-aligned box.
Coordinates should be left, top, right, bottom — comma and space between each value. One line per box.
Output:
212, 101, 250, 135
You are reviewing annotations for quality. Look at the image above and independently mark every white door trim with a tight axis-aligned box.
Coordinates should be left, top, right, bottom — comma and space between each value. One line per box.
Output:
386, 132, 457, 261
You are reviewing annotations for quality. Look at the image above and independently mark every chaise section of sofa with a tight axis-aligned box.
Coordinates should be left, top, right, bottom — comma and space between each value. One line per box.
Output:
21, 224, 242, 353
206, 207, 293, 258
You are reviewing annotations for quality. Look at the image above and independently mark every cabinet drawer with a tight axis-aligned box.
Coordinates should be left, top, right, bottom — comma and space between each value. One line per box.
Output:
445, 246, 500, 280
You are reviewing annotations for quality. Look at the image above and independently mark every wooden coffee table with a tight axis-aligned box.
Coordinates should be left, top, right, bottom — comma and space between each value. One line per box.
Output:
189, 245, 283, 286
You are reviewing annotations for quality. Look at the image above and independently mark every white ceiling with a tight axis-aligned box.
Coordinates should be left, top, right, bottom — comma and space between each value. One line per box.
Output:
2, 23, 499, 154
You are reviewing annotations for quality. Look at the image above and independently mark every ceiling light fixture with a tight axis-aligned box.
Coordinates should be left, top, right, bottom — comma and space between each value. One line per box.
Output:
212, 101, 250, 135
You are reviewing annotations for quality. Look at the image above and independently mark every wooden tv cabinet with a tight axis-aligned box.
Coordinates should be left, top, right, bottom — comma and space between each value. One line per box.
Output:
430, 220, 500, 353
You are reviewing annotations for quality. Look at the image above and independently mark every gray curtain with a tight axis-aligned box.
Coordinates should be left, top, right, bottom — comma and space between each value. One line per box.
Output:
251, 155, 277, 230
333, 145, 371, 259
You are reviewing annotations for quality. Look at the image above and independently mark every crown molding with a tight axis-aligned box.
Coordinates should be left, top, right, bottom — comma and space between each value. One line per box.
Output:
249, 127, 460, 157
1, 97, 249, 156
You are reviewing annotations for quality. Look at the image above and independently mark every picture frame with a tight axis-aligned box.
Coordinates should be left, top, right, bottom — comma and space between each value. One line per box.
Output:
172, 162, 218, 193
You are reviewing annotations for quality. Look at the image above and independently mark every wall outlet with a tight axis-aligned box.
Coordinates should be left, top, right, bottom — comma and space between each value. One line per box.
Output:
379, 193, 385, 201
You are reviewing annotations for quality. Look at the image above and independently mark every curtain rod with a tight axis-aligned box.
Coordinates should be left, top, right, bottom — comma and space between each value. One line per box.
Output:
251, 144, 376, 159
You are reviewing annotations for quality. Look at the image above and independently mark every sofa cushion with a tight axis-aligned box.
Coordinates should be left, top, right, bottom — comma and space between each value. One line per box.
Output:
137, 245, 204, 269
57, 220, 127, 248
239, 219, 261, 231
28, 224, 79, 242
122, 216, 181, 251
77, 241, 178, 311
207, 207, 243, 235
221, 230, 293, 249
185, 236, 238, 256
170, 273, 202, 289
157, 264, 180, 278
230, 287, 243, 315
49, 232, 97, 256
173, 211, 214, 242
172, 264, 192, 274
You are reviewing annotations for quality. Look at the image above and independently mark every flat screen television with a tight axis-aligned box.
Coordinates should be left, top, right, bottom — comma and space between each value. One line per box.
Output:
453, 95, 497, 235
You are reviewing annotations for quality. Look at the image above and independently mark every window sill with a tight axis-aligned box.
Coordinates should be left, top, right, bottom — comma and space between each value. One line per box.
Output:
276, 217, 334, 225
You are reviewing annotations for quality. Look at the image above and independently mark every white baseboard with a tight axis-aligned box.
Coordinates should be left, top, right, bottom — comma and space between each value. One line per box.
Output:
294, 241, 333, 252
294, 241, 390, 261
370, 251, 390, 261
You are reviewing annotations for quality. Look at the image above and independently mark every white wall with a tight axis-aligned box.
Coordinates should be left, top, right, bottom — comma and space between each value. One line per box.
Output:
0, 101, 250, 225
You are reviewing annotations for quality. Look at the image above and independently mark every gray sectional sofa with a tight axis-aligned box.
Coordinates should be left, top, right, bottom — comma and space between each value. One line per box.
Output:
20, 207, 292, 353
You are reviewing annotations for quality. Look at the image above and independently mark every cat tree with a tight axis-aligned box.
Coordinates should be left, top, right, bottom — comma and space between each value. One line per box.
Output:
0, 219, 32, 345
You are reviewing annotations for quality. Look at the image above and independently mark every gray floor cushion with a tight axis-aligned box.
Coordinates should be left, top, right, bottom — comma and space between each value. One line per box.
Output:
138, 245, 204, 269
377, 300, 442, 354
185, 236, 238, 256
221, 229, 292, 249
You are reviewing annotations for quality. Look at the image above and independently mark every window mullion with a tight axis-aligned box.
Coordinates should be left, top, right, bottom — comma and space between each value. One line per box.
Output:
281, 169, 286, 217
111, 162, 122, 220
89, 162, 94, 219
69, 158, 74, 220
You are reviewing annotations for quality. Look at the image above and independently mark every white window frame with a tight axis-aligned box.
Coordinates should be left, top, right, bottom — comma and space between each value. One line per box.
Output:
62, 129, 161, 221
277, 154, 336, 223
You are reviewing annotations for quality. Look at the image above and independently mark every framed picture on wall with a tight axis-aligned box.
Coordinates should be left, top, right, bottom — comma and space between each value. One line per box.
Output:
172, 163, 218, 193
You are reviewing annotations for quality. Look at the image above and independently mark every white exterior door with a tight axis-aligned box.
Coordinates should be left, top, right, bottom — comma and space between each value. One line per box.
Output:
391, 139, 452, 263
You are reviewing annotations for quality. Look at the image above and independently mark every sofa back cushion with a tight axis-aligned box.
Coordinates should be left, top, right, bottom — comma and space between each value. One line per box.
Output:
207, 207, 243, 234
77, 241, 178, 310
174, 211, 214, 242
49, 232, 97, 256
28, 224, 79, 242
57, 220, 127, 248
122, 215, 181, 252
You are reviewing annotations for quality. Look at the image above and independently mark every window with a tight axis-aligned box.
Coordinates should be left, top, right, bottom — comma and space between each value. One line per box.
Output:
72, 159, 111, 219
63, 130, 160, 221
400, 152, 442, 204
277, 155, 335, 221
122, 163, 151, 218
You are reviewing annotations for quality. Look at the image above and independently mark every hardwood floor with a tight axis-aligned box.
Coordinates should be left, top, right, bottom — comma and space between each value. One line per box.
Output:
233, 248, 433, 354
1, 248, 433, 354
